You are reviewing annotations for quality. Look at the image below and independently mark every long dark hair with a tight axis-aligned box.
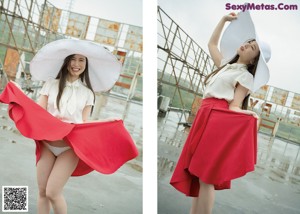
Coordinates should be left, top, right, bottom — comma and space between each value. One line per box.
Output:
204, 39, 260, 109
55, 54, 95, 111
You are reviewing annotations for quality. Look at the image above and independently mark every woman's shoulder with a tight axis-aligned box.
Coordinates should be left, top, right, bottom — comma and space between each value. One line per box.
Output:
41, 78, 59, 88
44, 78, 59, 85
40, 78, 58, 95
220, 58, 229, 67
241, 70, 254, 80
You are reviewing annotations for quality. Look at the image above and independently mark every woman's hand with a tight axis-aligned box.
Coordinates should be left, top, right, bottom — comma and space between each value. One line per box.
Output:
100, 117, 122, 122
243, 110, 259, 119
223, 12, 238, 22
9, 80, 22, 90
243, 109, 260, 130
84, 118, 122, 123
229, 105, 259, 119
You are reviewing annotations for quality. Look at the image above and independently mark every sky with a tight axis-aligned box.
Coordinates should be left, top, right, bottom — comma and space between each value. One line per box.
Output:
158, 0, 300, 94
48, 0, 142, 27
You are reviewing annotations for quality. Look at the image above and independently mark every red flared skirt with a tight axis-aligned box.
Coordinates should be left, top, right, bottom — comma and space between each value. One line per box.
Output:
170, 98, 257, 197
0, 82, 138, 176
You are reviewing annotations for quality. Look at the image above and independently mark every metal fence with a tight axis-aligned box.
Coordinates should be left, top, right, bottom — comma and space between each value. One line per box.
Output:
0, 0, 143, 101
157, 6, 214, 110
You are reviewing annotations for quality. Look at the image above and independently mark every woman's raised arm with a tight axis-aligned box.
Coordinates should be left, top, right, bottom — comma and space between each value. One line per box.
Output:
208, 13, 237, 67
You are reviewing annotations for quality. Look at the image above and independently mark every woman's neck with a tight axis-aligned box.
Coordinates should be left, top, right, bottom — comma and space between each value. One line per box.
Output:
66, 75, 79, 83
236, 58, 248, 65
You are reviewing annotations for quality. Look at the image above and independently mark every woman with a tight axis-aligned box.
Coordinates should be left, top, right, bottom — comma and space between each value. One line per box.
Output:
0, 39, 138, 214
170, 11, 271, 214
36, 54, 95, 214
31, 39, 137, 214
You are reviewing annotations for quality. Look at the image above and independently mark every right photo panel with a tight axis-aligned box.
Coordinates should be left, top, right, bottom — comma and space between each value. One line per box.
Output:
157, 0, 300, 213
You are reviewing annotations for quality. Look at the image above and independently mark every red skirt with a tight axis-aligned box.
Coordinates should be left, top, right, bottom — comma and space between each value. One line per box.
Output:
0, 82, 139, 176
170, 98, 257, 197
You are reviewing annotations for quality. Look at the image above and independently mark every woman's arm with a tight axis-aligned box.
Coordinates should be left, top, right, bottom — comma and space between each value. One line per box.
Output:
82, 105, 92, 122
229, 84, 259, 119
37, 95, 48, 110
82, 105, 121, 123
208, 14, 237, 68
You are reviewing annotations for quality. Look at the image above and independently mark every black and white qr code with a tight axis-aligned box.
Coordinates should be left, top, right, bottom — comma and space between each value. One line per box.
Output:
2, 186, 28, 212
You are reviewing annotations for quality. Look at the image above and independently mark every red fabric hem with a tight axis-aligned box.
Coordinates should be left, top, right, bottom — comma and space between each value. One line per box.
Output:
0, 82, 138, 176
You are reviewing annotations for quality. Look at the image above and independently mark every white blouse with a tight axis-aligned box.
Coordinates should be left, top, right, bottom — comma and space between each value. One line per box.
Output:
203, 61, 254, 102
39, 78, 94, 123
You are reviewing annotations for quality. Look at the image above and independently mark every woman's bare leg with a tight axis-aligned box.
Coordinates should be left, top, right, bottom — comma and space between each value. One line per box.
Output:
190, 180, 215, 214
190, 197, 198, 214
46, 149, 79, 214
36, 145, 56, 214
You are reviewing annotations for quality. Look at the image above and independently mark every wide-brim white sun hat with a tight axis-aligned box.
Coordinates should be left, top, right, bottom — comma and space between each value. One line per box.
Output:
220, 10, 271, 92
30, 39, 122, 92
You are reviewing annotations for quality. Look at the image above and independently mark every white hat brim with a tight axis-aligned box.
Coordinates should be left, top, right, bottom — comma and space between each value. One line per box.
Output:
30, 39, 122, 92
220, 10, 270, 92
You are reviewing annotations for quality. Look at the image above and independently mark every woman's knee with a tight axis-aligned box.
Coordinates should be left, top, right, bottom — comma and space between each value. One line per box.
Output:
38, 188, 47, 198
45, 188, 61, 201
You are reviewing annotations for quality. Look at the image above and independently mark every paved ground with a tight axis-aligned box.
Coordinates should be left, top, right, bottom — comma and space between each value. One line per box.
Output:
158, 169, 300, 214
157, 111, 300, 214
0, 92, 143, 214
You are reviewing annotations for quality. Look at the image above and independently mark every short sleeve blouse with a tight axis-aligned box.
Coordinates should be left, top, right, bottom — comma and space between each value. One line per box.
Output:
39, 78, 94, 123
203, 61, 254, 102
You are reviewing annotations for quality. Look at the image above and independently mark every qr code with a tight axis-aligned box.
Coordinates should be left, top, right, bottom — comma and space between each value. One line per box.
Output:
2, 186, 28, 212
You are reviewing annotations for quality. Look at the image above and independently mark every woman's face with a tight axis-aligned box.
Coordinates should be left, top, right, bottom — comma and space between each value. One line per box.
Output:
67, 54, 87, 78
237, 40, 260, 64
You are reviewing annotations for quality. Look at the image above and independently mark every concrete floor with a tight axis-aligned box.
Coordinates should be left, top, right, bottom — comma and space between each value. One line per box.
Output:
0, 93, 143, 214
158, 169, 300, 214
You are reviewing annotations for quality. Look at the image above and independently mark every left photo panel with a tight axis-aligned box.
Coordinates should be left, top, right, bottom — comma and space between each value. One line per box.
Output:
0, 0, 142, 213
